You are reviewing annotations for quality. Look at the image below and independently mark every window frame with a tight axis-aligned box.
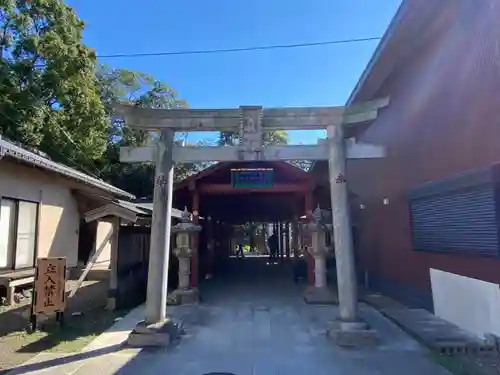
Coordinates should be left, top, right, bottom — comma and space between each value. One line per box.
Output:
0, 197, 40, 271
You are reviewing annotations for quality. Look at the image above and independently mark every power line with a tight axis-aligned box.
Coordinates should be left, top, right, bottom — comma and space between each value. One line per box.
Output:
97, 37, 381, 59
11, 85, 105, 177
0, 83, 105, 179
0, 108, 102, 179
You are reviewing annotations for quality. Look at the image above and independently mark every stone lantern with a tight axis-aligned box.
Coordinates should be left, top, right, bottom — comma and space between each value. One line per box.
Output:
169, 207, 202, 305
301, 205, 337, 304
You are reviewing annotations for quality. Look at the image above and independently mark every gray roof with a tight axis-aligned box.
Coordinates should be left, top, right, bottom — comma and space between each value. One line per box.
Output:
130, 199, 201, 219
0, 136, 135, 200
115, 200, 152, 215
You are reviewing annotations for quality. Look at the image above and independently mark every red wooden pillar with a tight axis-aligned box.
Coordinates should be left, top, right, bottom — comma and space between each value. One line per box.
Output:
305, 191, 315, 286
191, 191, 200, 288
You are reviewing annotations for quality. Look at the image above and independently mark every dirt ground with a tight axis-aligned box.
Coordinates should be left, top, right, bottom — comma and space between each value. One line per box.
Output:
0, 279, 124, 373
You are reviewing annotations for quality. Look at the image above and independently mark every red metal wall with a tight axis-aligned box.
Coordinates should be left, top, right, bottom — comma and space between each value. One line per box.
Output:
348, 0, 500, 300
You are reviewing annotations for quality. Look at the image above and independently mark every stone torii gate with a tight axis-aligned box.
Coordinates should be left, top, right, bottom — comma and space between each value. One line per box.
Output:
117, 99, 388, 346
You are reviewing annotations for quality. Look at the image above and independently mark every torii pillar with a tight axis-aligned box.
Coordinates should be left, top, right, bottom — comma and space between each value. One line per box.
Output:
116, 99, 388, 348
326, 124, 378, 346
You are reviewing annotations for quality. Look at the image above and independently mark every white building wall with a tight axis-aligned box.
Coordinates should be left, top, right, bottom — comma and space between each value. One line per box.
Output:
430, 268, 500, 338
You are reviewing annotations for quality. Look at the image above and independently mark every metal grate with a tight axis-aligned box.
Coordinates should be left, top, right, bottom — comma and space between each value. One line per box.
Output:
410, 184, 499, 256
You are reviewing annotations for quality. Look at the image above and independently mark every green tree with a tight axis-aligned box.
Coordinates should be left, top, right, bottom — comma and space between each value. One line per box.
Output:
218, 130, 289, 146
263, 130, 288, 145
96, 65, 187, 148
218, 128, 312, 171
218, 131, 237, 146
95, 65, 205, 197
0, 1, 202, 197
0, 0, 107, 171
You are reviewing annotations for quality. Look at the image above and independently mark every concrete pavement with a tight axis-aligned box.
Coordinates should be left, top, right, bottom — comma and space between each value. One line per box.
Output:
7, 259, 452, 375
116, 260, 451, 375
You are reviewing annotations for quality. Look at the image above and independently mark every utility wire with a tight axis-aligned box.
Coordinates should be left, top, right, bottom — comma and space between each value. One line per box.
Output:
11, 86, 104, 177
97, 37, 381, 59
0, 83, 105, 179
0, 107, 102, 179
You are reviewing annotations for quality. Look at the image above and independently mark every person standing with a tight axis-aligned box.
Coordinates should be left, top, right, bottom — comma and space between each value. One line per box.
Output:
267, 232, 278, 261
236, 242, 245, 258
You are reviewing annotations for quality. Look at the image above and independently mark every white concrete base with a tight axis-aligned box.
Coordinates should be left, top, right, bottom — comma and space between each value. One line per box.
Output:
303, 286, 338, 305
168, 288, 199, 305
127, 319, 180, 348
327, 319, 378, 348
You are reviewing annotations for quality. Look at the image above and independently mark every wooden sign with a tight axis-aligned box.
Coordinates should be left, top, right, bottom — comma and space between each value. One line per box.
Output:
33, 257, 67, 315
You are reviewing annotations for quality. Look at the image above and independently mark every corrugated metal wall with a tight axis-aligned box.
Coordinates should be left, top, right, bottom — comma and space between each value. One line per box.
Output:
410, 185, 498, 256
346, 0, 500, 305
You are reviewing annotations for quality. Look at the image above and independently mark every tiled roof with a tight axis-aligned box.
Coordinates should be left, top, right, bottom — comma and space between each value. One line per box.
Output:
0, 136, 135, 200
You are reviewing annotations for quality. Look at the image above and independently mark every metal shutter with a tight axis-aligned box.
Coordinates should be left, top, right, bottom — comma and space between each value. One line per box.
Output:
410, 185, 499, 256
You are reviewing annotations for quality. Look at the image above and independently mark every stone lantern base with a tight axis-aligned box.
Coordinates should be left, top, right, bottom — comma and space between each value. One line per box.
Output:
168, 287, 199, 305
304, 286, 338, 305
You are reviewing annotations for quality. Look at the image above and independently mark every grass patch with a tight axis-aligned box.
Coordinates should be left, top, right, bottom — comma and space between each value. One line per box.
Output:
8, 308, 131, 354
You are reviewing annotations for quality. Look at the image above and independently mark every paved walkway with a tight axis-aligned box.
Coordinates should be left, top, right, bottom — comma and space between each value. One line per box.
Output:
7, 259, 451, 375
116, 259, 450, 375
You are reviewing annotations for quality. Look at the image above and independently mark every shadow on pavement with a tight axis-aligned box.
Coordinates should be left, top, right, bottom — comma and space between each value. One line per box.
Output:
3, 344, 123, 375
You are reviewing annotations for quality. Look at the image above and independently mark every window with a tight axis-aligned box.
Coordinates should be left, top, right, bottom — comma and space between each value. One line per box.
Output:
0, 198, 38, 270
409, 166, 500, 257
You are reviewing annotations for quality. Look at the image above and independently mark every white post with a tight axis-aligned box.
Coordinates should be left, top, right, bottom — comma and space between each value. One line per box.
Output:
292, 218, 299, 258
327, 124, 358, 323
311, 231, 327, 288
145, 129, 174, 324
314, 252, 327, 289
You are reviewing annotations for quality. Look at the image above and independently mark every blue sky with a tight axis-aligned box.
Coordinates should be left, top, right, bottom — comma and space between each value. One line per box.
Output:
67, 0, 401, 144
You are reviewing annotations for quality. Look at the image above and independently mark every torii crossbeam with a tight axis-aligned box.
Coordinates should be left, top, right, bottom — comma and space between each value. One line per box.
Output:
116, 98, 389, 340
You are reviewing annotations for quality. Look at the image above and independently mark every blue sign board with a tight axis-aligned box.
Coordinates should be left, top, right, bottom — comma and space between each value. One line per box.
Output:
231, 168, 274, 189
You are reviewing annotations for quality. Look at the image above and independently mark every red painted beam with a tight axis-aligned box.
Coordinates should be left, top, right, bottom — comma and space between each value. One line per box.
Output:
198, 183, 307, 194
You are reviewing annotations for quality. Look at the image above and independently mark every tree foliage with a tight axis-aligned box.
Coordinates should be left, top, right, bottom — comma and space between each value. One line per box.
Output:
218, 130, 289, 146
0, 0, 108, 170
95, 65, 202, 198
218, 128, 312, 171
0, 0, 310, 200
0, 0, 203, 198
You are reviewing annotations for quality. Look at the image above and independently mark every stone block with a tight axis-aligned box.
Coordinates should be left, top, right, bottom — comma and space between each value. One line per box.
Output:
327, 319, 378, 348
105, 297, 116, 311
169, 288, 199, 305
303, 286, 338, 305
126, 319, 180, 348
